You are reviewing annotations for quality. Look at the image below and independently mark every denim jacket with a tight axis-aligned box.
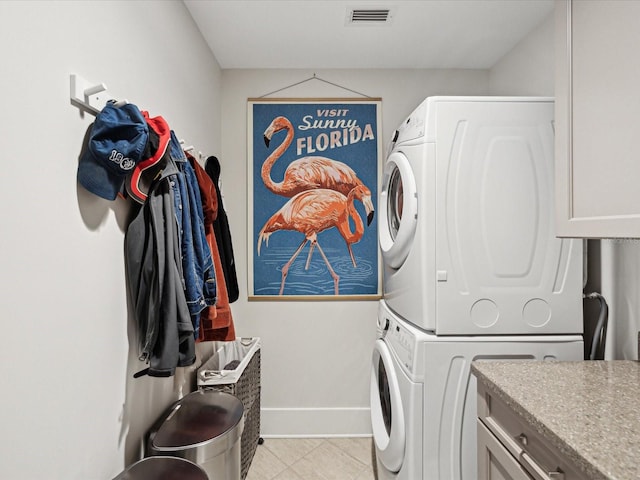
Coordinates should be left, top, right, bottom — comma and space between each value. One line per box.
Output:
169, 132, 217, 333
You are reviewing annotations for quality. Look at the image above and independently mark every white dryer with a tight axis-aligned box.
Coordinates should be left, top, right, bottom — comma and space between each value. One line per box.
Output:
371, 300, 583, 480
379, 96, 583, 335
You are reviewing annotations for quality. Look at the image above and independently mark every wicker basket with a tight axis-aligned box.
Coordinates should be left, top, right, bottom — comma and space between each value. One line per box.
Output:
198, 338, 261, 480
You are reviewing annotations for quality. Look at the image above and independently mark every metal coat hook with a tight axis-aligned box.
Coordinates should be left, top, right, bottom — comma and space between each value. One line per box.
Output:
70, 74, 126, 115
179, 138, 195, 154
83, 83, 107, 97
179, 139, 205, 162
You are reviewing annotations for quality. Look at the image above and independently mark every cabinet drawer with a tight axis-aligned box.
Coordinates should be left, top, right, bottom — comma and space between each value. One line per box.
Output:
477, 382, 583, 480
478, 419, 532, 480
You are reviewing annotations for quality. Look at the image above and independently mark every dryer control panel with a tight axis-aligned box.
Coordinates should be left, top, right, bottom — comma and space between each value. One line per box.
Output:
394, 103, 426, 145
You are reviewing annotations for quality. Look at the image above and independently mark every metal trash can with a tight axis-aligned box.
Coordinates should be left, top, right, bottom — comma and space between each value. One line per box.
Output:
198, 338, 261, 480
112, 456, 208, 480
147, 390, 244, 480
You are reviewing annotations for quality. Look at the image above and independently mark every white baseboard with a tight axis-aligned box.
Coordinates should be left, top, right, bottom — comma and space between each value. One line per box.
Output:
260, 407, 372, 437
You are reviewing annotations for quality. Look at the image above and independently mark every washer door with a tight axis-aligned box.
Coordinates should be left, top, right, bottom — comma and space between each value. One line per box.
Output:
379, 151, 418, 269
370, 339, 405, 473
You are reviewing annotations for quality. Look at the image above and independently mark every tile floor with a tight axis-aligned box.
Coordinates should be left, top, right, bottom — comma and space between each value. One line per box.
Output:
245, 437, 377, 480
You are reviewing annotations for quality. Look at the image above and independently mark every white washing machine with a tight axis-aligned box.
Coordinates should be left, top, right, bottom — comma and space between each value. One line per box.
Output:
379, 96, 583, 335
371, 300, 583, 480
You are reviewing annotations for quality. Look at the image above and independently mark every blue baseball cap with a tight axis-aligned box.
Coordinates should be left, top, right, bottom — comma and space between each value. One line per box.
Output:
77, 103, 149, 200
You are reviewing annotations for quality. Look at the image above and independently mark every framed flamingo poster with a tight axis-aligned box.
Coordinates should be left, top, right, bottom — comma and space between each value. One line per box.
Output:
247, 98, 382, 300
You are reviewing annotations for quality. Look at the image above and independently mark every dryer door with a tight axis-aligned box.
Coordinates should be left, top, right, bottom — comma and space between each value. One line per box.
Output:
370, 339, 405, 473
379, 151, 418, 269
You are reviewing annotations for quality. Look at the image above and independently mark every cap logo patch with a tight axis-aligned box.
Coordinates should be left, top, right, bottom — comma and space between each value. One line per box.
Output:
109, 149, 135, 171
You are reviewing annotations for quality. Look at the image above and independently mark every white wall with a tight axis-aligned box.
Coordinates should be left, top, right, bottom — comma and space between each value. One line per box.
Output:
0, 1, 222, 479
220, 68, 490, 436
599, 240, 640, 360
489, 14, 555, 96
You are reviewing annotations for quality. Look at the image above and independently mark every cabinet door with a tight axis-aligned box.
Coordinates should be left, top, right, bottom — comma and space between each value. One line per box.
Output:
555, 0, 640, 237
477, 420, 532, 480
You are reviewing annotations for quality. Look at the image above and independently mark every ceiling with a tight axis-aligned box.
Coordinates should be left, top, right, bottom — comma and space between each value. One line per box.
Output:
183, 0, 554, 70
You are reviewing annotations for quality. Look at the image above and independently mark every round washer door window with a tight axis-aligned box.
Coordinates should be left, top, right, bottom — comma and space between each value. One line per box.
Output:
370, 339, 405, 473
379, 151, 417, 269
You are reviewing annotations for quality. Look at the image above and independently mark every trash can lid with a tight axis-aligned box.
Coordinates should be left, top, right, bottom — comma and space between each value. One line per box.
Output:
113, 456, 208, 480
152, 390, 244, 449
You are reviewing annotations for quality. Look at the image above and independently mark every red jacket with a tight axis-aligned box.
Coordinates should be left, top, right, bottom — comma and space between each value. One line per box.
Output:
187, 153, 236, 342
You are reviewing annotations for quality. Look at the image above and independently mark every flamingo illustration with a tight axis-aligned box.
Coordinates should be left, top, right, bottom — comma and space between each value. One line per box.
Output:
262, 116, 375, 207
257, 185, 375, 295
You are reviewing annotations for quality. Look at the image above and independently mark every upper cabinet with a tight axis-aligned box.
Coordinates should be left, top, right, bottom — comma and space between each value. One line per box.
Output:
555, 0, 640, 238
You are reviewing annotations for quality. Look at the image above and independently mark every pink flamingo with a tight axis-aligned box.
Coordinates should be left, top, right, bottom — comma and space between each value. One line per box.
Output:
257, 185, 374, 295
262, 116, 374, 205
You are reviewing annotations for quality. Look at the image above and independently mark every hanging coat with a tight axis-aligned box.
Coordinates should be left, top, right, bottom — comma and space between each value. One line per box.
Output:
188, 153, 236, 342
125, 159, 196, 376
205, 156, 239, 303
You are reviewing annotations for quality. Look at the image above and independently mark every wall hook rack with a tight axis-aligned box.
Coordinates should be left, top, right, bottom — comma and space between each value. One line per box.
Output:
179, 138, 195, 154
70, 73, 126, 115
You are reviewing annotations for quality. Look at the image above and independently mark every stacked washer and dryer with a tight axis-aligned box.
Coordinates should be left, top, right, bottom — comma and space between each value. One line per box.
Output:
370, 97, 584, 480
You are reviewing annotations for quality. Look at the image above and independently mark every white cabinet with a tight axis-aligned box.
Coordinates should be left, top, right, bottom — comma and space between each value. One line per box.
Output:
555, 0, 640, 238
477, 382, 583, 480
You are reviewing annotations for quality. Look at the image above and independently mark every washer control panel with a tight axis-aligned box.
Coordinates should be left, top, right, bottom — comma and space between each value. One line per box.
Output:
385, 317, 415, 373
376, 315, 390, 339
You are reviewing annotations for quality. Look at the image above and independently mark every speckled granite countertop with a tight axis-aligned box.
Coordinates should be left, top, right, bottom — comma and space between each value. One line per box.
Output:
471, 360, 640, 480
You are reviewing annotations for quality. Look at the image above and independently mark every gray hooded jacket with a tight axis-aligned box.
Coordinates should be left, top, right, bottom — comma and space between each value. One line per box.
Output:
125, 159, 196, 377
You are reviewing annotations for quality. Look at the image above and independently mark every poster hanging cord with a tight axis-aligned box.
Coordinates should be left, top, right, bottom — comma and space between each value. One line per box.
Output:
258, 73, 372, 98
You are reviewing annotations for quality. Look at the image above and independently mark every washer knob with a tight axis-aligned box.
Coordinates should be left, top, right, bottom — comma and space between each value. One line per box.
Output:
377, 317, 390, 338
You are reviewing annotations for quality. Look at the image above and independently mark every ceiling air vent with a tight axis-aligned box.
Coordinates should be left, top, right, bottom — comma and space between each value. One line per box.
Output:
347, 8, 394, 25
